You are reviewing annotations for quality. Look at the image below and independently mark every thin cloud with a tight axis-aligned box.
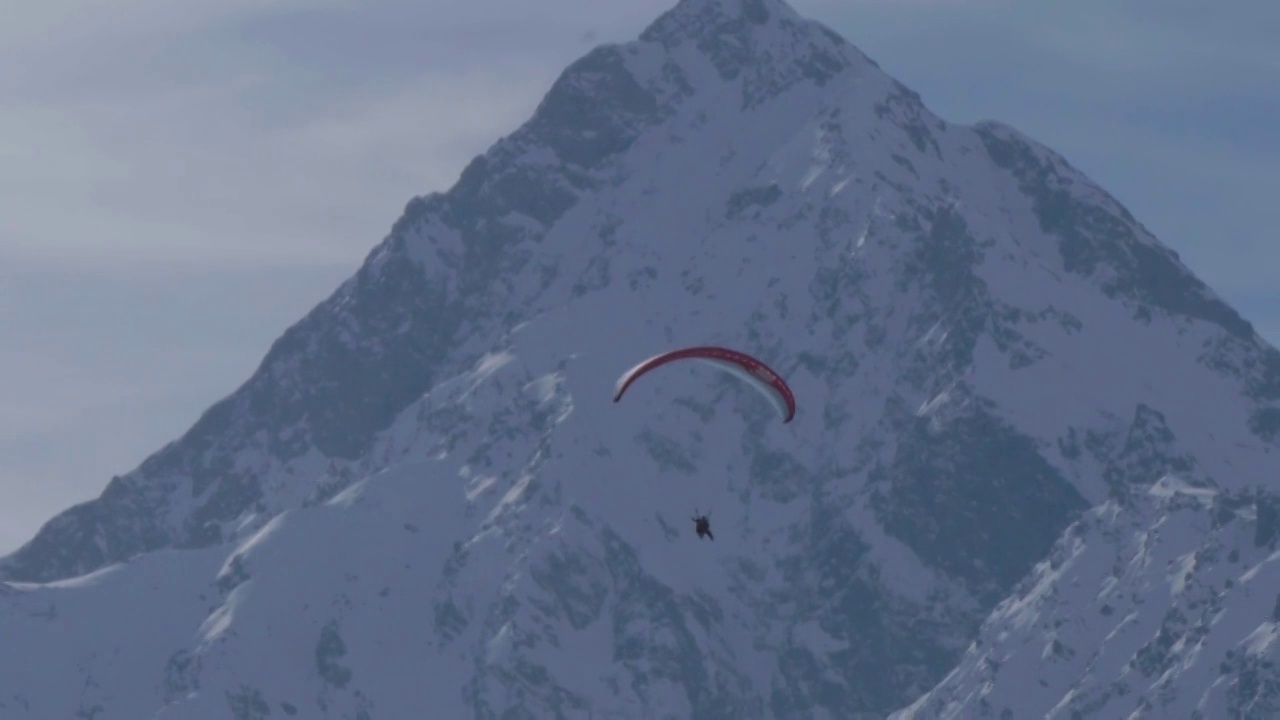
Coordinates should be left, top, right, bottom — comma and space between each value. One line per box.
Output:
0, 1, 674, 268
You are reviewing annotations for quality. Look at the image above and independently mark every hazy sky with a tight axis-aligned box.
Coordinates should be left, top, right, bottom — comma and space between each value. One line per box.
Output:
1, 0, 1275, 554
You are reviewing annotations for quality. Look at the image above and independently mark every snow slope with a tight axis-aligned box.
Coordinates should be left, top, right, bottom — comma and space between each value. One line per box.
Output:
894, 481, 1280, 719
4, 0, 1280, 717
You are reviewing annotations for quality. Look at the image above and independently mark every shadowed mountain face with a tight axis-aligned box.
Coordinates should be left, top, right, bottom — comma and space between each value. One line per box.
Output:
5, 0, 1280, 718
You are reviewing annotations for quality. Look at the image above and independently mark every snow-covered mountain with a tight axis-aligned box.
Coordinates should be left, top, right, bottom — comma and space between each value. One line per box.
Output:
4, 0, 1279, 717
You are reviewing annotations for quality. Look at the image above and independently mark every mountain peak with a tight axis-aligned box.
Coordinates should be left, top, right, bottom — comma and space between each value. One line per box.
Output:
642, 0, 802, 37
6, 1, 1280, 717
639, 0, 860, 87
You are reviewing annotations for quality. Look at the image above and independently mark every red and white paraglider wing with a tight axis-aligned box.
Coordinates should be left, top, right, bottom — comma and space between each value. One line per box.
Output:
612, 346, 796, 423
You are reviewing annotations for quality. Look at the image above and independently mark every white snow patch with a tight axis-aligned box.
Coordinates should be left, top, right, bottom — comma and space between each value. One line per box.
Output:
1244, 622, 1279, 656
523, 373, 562, 406
1240, 549, 1280, 584
1169, 552, 1197, 596
1149, 474, 1217, 505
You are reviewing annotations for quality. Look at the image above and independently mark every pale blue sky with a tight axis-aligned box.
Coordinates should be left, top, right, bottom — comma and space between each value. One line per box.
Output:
1, 0, 1275, 553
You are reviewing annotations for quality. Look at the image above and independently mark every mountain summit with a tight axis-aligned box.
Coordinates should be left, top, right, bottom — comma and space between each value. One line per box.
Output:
5, 0, 1280, 717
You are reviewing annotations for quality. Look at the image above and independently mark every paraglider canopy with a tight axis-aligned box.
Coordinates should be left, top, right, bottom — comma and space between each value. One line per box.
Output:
612, 346, 796, 423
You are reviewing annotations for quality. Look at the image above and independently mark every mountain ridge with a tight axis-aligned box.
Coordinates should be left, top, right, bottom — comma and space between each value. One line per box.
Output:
3, 0, 1280, 717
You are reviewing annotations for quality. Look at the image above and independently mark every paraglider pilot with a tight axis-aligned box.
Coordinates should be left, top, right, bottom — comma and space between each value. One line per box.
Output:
692, 510, 714, 541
